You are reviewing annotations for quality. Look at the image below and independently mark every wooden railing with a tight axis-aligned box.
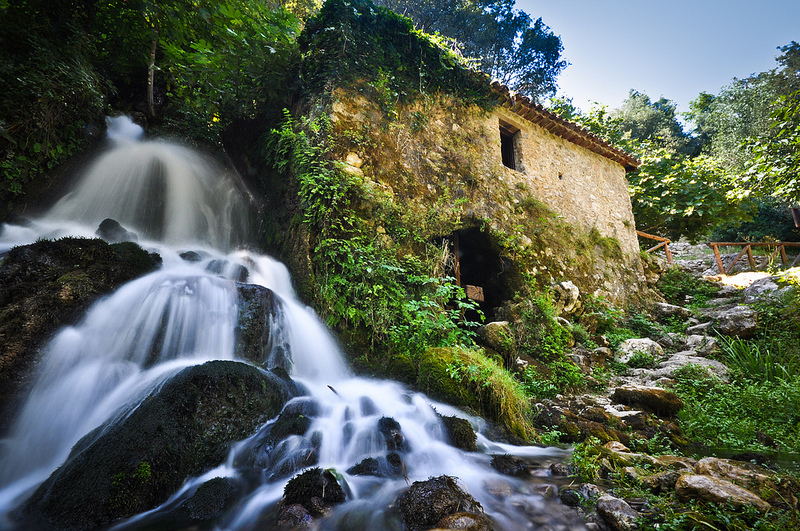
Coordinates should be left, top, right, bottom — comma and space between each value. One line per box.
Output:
637, 231, 673, 263
707, 242, 800, 274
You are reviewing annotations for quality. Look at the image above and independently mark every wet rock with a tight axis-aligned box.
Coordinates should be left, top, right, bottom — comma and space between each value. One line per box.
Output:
347, 452, 403, 478
276, 503, 313, 528
611, 385, 683, 417
712, 305, 758, 338
654, 455, 697, 470
603, 441, 630, 453
596, 494, 639, 531
560, 488, 583, 507
179, 250, 203, 262
235, 284, 286, 367
0, 238, 160, 434
282, 467, 346, 518
490, 454, 528, 477
378, 416, 409, 452
549, 462, 570, 476
95, 218, 138, 243
179, 477, 241, 522
675, 474, 771, 511
396, 476, 484, 531
24, 360, 299, 530
435, 511, 494, 530
440, 415, 478, 451
616, 338, 663, 363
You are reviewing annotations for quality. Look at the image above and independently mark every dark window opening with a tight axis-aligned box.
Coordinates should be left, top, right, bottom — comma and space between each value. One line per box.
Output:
499, 121, 520, 170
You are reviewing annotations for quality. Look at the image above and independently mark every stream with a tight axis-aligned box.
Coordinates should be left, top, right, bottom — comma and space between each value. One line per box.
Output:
0, 117, 583, 530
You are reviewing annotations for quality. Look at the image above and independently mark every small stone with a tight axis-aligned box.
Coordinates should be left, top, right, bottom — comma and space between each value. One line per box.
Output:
675, 474, 771, 512
559, 488, 582, 507
595, 494, 639, 531
603, 441, 630, 453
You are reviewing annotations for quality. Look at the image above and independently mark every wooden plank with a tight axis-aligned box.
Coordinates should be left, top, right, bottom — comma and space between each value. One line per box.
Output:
725, 246, 750, 275
646, 241, 667, 253
746, 246, 756, 270
710, 244, 724, 274
780, 245, 789, 266
465, 285, 484, 303
664, 243, 674, 263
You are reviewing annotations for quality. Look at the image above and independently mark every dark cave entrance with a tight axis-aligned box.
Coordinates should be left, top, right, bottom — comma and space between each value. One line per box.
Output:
447, 227, 513, 320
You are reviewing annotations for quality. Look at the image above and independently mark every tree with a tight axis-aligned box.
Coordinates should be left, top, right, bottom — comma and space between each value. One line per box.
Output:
612, 90, 698, 156
376, 0, 566, 100
745, 90, 800, 202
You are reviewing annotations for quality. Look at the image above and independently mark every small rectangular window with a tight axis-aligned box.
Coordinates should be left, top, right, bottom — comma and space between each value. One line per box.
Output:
499, 120, 520, 171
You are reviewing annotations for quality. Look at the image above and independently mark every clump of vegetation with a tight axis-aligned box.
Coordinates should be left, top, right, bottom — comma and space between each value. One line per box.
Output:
657, 267, 720, 305
419, 347, 534, 440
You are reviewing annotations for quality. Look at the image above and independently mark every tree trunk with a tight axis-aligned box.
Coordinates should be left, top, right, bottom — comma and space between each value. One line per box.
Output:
147, 24, 158, 118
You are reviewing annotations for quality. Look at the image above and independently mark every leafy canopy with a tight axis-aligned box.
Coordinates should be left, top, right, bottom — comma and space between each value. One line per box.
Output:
375, 0, 567, 100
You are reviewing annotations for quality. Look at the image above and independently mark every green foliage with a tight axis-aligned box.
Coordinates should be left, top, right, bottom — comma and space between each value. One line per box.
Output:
514, 295, 571, 359
267, 110, 481, 362
376, 0, 566, 100
521, 357, 584, 399
657, 267, 720, 306
712, 196, 800, 243
612, 90, 699, 156
745, 89, 800, 202
671, 364, 800, 452
570, 437, 603, 482
0, 5, 108, 217
626, 350, 657, 369
719, 336, 800, 383
298, 0, 494, 108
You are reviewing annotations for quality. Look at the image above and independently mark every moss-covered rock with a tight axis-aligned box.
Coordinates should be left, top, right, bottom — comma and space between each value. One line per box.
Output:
0, 237, 161, 434
440, 415, 478, 452
395, 475, 485, 531
23, 360, 299, 531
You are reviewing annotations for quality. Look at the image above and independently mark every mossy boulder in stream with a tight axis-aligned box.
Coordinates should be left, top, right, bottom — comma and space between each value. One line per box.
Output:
22, 360, 300, 531
0, 237, 161, 434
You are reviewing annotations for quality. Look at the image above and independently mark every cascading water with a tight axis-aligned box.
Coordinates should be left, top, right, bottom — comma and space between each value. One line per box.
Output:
0, 117, 582, 530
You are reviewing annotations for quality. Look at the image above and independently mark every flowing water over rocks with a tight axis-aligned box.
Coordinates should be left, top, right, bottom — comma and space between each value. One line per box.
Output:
0, 118, 582, 530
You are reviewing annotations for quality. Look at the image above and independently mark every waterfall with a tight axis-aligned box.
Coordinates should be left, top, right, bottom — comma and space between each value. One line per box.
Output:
0, 119, 578, 530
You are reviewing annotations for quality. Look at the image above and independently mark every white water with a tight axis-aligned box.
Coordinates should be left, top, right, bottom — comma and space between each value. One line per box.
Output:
0, 117, 577, 530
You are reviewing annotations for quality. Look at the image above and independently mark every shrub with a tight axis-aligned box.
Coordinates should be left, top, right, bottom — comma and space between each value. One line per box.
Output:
657, 267, 719, 305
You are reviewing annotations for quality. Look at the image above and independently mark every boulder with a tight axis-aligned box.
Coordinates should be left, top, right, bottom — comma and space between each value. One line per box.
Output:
651, 302, 693, 320
712, 305, 758, 338
674, 474, 771, 512
595, 494, 639, 531
611, 385, 683, 417
396, 476, 484, 531
616, 339, 664, 364
685, 335, 718, 356
0, 238, 160, 434
742, 277, 794, 303
440, 415, 478, 452
24, 360, 299, 530
95, 218, 138, 243
552, 281, 581, 315
281, 467, 346, 517
235, 283, 287, 367
490, 454, 528, 477
478, 321, 514, 362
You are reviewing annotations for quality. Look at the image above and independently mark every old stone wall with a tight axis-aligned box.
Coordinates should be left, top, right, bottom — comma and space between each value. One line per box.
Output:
327, 87, 645, 305
493, 108, 640, 259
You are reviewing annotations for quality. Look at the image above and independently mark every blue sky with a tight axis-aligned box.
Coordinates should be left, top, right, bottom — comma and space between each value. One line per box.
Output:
517, 0, 799, 119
